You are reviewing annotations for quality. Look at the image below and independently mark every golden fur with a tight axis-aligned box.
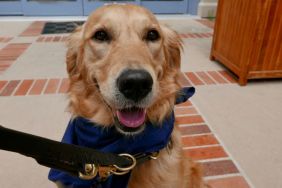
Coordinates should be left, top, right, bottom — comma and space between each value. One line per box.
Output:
64, 4, 207, 188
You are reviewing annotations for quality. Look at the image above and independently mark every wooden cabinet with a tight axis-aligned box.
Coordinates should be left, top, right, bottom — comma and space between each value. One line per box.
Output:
210, 0, 282, 85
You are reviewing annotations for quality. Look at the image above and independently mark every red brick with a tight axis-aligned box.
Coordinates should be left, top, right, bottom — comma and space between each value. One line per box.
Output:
184, 146, 228, 160
175, 107, 197, 115
182, 134, 219, 147
53, 36, 61, 42
1, 37, 12, 43
20, 21, 45, 36
196, 71, 216, 85
200, 33, 211, 38
29, 79, 47, 95
0, 61, 13, 67
218, 70, 237, 83
207, 176, 250, 188
0, 37, 12, 43
179, 125, 211, 136
179, 34, 186, 38
61, 36, 68, 42
185, 72, 204, 85
0, 64, 11, 69
190, 33, 198, 38
196, 19, 215, 29
0, 80, 20, 96
0, 81, 8, 92
176, 115, 204, 125
14, 79, 34, 96
201, 33, 208, 37
194, 33, 203, 38
179, 72, 192, 87
207, 33, 214, 37
0, 43, 30, 74
36, 36, 44, 42
7, 43, 29, 49
184, 34, 191, 38
175, 100, 192, 107
45, 37, 53, 42
0, 43, 30, 57
44, 79, 60, 94
207, 71, 228, 84
201, 160, 239, 177
58, 78, 70, 93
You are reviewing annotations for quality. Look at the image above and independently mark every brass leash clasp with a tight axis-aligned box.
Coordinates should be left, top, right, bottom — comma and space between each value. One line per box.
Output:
78, 153, 136, 180
110, 153, 137, 175
79, 163, 98, 180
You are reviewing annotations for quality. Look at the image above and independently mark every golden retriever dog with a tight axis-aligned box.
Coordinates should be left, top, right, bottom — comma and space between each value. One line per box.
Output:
57, 4, 207, 188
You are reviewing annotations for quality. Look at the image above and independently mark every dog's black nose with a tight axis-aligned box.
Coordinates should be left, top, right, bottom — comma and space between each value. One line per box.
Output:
117, 69, 153, 102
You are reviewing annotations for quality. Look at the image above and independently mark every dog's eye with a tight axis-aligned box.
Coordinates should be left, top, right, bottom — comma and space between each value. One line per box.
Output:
145, 29, 160, 42
93, 30, 110, 42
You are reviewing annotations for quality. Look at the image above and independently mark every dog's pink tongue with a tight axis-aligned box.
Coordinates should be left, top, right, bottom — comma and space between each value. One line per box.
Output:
117, 109, 146, 128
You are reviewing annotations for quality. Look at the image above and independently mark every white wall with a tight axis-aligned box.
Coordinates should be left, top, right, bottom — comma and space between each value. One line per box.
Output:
198, 0, 218, 18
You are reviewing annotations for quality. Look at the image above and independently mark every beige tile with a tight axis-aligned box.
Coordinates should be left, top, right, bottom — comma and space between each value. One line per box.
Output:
181, 39, 224, 72
0, 95, 70, 188
0, 43, 67, 80
192, 83, 282, 188
0, 21, 32, 36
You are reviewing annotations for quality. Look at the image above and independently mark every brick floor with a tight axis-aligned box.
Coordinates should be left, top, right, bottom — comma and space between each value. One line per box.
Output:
179, 32, 213, 39
44, 79, 60, 94
28, 79, 48, 95
196, 71, 217, 85
58, 78, 70, 93
207, 176, 250, 188
14, 79, 34, 96
207, 71, 229, 84
0, 20, 252, 187
0, 79, 252, 186
36, 35, 68, 43
0, 43, 31, 73
0, 70, 238, 97
0, 37, 13, 43
175, 100, 251, 187
196, 19, 215, 29
20, 21, 46, 36
0, 80, 20, 96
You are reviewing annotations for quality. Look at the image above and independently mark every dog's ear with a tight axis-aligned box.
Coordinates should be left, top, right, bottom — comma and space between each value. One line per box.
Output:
66, 26, 84, 80
161, 25, 183, 70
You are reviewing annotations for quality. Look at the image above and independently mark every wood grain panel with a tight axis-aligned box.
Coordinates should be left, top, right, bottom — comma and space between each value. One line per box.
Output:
211, 0, 282, 85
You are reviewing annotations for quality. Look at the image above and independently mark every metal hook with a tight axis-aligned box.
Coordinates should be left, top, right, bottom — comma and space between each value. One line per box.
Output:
110, 153, 136, 175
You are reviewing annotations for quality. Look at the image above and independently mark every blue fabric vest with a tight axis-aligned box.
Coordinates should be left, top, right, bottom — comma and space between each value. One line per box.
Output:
48, 87, 195, 188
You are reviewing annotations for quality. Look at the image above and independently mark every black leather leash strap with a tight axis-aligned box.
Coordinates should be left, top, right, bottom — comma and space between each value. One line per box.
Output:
0, 125, 132, 176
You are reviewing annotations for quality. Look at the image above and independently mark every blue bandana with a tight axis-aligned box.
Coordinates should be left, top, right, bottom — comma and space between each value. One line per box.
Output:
48, 87, 195, 188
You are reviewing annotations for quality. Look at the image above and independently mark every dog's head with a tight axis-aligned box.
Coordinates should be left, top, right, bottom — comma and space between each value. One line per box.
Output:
67, 4, 182, 135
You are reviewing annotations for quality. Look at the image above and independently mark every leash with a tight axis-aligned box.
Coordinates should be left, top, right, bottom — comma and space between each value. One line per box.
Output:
0, 125, 158, 181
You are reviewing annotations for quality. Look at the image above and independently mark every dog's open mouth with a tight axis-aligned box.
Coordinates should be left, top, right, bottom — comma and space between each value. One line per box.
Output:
115, 107, 146, 134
